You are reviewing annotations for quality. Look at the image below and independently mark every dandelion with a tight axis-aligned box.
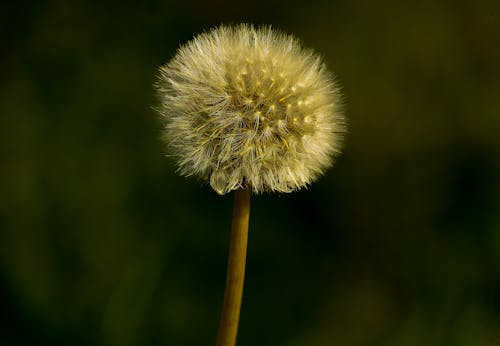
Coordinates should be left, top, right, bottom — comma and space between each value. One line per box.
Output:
156, 24, 344, 195
155, 24, 345, 346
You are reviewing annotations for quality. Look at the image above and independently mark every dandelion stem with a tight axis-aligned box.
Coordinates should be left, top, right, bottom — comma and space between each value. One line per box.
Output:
216, 188, 251, 346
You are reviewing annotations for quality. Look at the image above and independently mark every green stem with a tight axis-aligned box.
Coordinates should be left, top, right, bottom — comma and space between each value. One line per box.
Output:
216, 188, 251, 346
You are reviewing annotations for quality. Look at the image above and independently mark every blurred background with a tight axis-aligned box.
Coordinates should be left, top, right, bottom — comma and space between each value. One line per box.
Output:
1, 0, 500, 345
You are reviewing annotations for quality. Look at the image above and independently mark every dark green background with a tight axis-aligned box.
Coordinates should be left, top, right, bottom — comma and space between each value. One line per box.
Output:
1, 0, 500, 345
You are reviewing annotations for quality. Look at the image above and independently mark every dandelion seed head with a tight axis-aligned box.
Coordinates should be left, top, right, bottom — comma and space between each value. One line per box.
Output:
156, 24, 345, 194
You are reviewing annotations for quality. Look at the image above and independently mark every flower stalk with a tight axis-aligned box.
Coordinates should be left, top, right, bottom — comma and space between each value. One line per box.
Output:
216, 188, 251, 346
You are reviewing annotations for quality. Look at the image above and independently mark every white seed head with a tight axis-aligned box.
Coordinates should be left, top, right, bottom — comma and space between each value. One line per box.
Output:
155, 24, 345, 194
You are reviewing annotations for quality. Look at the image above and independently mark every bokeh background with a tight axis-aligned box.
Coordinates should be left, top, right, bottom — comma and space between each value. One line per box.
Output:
1, 0, 500, 345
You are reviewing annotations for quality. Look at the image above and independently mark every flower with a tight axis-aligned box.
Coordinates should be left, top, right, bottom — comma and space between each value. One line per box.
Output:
156, 24, 345, 194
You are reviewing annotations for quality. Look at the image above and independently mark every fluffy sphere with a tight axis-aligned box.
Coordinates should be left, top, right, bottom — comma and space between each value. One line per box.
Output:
156, 24, 345, 194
